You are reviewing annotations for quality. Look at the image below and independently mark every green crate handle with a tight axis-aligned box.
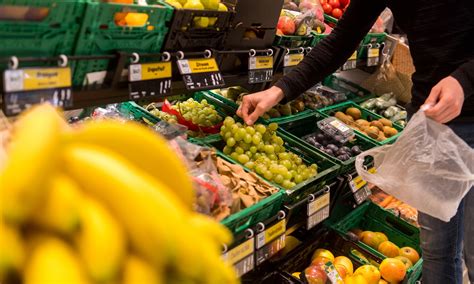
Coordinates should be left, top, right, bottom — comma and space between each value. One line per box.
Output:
383, 214, 419, 238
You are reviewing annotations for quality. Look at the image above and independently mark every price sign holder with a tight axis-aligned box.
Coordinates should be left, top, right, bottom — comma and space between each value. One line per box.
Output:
307, 187, 331, 230
222, 229, 255, 277
128, 52, 172, 100
176, 50, 225, 91
2, 55, 73, 116
342, 50, 358, 71
348, 168, 376, 204
255, 211, 287, 265
248, 49, 274, 84
367, 43, 381, 67
283, 47, 305, 75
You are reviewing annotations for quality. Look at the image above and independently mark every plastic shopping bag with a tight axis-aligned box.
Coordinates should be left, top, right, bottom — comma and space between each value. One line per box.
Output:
355, 110, 474, 222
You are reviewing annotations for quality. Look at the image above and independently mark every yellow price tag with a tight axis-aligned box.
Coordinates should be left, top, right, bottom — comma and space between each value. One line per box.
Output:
223, 238, 255, 266
4, 67, 71, 92
249, 56, 273, 70
308, 192, 330, 216
177, 58, 219, 74
368, 48, 380, 58
284, 53, 304, 67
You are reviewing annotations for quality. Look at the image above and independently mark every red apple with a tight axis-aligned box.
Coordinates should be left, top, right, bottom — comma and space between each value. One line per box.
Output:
328, 0, 340, 8
277, 16, 296, 35
305, 265, 328, 284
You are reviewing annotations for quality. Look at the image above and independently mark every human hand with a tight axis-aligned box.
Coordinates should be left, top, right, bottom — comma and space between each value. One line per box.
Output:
422, 76, 464, 123
236, 86, 285, 125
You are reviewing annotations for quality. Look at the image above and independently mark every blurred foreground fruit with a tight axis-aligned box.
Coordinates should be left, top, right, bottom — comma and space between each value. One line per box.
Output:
334, 256, 354, 275
354, 265, 381, 284
379, 258, 406, 283
344, 274, 368, 284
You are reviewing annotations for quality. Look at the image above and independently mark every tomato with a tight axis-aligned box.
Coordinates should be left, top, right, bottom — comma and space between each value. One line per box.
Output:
322, 3, 333, 14
320, 0, 328, 5
328, 0, 340, 8
332, 8, 343, 19
339, 0, 348, 8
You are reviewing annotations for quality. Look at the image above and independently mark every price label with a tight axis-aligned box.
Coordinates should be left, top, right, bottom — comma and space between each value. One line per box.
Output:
3, 67, 73, 116
349, 168, 376, 193
354, 186, 372, 205
177, 58, 225, 90
324, 262, 344, 284
283, 53, 304, 75
308, 192, 330, 216
256, 234, 286, 265
222, 238, 255, 277
248, 56, 273, 84
330, 119, 351, 133
342, 51, 357, 70
128, 61, 172, 100
307, 205, 330, 230
256, 219, 286, 249
367, 47, 380, 67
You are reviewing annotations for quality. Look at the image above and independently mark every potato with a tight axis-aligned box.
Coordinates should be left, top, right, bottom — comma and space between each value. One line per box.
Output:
384, 127, 399, 138
370, 120, 384, 131
367, 126, 380, 139
346, 107, 362, 120
379, 118, 393, 127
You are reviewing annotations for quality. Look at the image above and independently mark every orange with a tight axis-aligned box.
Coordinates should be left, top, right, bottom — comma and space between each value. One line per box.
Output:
312, 248, 335, 262
335, 256, 354, 275
354, 265, 381, 284
378, 241, 400, 258
361, 232, 383, 250
394, 256, 413, 270
399, 247, 420, 264
379, 258, 406, 283
374, 232, 388, 243
378, 280, 388, 284
344, 274, 369, 284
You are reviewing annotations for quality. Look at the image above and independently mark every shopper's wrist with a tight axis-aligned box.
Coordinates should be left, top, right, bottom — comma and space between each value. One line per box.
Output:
269, 86, 285, 104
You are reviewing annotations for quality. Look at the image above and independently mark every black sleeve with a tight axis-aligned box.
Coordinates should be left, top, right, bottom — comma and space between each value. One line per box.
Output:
275, 0, 387, 101
451, 59, 474, 98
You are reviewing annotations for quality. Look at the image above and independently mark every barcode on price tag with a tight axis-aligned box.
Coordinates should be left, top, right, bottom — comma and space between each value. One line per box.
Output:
3, 67, 73, 116
367, 47, 380, 66
307, 205, 330, 230
129, 61, 172, 100
248, 56, 273, 83
177, 58, 225, 90
222, 237, 255, 276
354, 186, 372, 204
256, 234, 286, 265
256, 219, 286, 249
308, 192, 330, 216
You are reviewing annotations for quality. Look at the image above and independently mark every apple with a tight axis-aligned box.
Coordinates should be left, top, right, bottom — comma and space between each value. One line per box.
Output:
399, 247, 420, 264
394, 256, 413, 270
312, 249, 335, 262
354, 265, 381, 284
334, 256, 354, 275
335, 263, 349, 278
344, 274, 369, 284
277, 16, 296, 35
378, 241, 400, 258
328, 0, 340, 8
311, 256, 332, 269
379, 258, 407, 283
305, 265, 328, 284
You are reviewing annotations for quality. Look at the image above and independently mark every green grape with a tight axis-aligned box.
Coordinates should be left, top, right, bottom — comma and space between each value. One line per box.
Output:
226, 138, 236, 147
255, 165, 267, 175
262, 132, 272, 142
263, 145, 274, 154
294, 174, 303, 184
223, 145, 233, 155
257, 142, 265, 151
246, 126, 256, 135
235, 147, 244, 155
268, 154, 277, 161
221, 125, 228, 133
282, 180, 293, 189
301, 171, 309, 181
263, 170, 273, 180
252, 134, 262, 145
230, 152, 239, 161
310, 164, 318, 171
250, 146, 258, 154
233, 131, 243, 142
295, 157, 303, 165
290, 170, 298, 178
274, 174, 284, 184
236, 122, 243, 128
297, 165, 306, 172
238, 154, 250, 164
238, 128, 246, 139
239, 142, 250, 151
253, 153, 261, 160
278, 152, 290, 160
284, 171, 292, 180
224, 132, 232, 140
276, 136, 284, 146
244, 161, 255, 169
231, 124, 239, 134
289, 182, 296, 188
281, 160, 292, 170
245, 151, 253, 158
268, 122, 278, 131
255, 124, 266, 134
269, 164, 280, 174
243, 134, 252, 144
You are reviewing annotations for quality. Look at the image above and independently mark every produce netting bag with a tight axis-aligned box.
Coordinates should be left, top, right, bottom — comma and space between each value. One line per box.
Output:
355, 110, 474, 222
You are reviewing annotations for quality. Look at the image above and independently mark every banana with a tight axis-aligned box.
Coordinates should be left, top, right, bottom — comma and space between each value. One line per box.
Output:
0, 104, 63, 223
123, 255, 162, 284
188, 214, 233, 246
62, 144, 188, 268
31, 174, 82, 235
24, 236, 88, 284
0, 221, 25, 281
65, 120, 194, 209
76, 196, 126, 283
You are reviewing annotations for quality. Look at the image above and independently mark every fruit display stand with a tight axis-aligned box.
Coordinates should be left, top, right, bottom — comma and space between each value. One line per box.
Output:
278, 112, 378, 175
72, 0, 173, 87
0, 0, 87, 60
318, 101, 403, 145
274, 34, 315, 49
322, 75, 375, 103
331, 201, 423, 284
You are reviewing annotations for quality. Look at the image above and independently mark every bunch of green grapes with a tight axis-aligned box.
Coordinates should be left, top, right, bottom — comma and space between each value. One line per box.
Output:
171, 98, 223, 127
148, 108, 178, 124
220, 117, 318, 189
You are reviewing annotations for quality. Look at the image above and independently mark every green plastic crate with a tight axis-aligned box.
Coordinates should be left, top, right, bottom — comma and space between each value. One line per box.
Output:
331, 201, 422, 284
359, 33, 387, 59
278, 112, 378, 175
322, 75, 375, 103
205, 89, 316, 124
205, 130, 340, 207
72, 0, 173, 86
0, 0, 86, 60
273, 34, 314, 48
118, 101, 160, 124
318, 101, 403, 145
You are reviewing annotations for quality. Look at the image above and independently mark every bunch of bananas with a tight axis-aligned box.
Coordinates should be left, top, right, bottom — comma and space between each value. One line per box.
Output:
0, 104, 238, 284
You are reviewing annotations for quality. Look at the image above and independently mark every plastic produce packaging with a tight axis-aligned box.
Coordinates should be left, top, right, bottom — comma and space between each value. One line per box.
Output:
356, 110, 474, 222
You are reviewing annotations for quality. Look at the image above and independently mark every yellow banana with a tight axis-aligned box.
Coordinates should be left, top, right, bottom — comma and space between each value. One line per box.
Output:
65, 120, 194, 209
32, 174, 82, 235
0, 104, 63, 223
24, 236, 89, 284
76, 196, 126, 283
62, 144, 188, 268
189, 214, 233, 246
0, 221, 25, 281
122, 255, 163, 284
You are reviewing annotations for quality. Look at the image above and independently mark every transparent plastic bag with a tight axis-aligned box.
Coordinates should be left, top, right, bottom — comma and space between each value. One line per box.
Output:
355, 110, 474, 222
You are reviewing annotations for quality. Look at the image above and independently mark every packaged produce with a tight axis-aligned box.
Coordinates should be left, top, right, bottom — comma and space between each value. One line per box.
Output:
369, 185, 418, 227
359, 93, 407, 127
277, 0, 325, 37
0, 104, 238, 284
301, 85, 348, 110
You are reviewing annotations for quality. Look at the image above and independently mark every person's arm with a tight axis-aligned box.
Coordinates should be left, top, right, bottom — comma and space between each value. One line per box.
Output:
238, 0, 387, 125
275, 0, 387, 101
422, 61, 473, 123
